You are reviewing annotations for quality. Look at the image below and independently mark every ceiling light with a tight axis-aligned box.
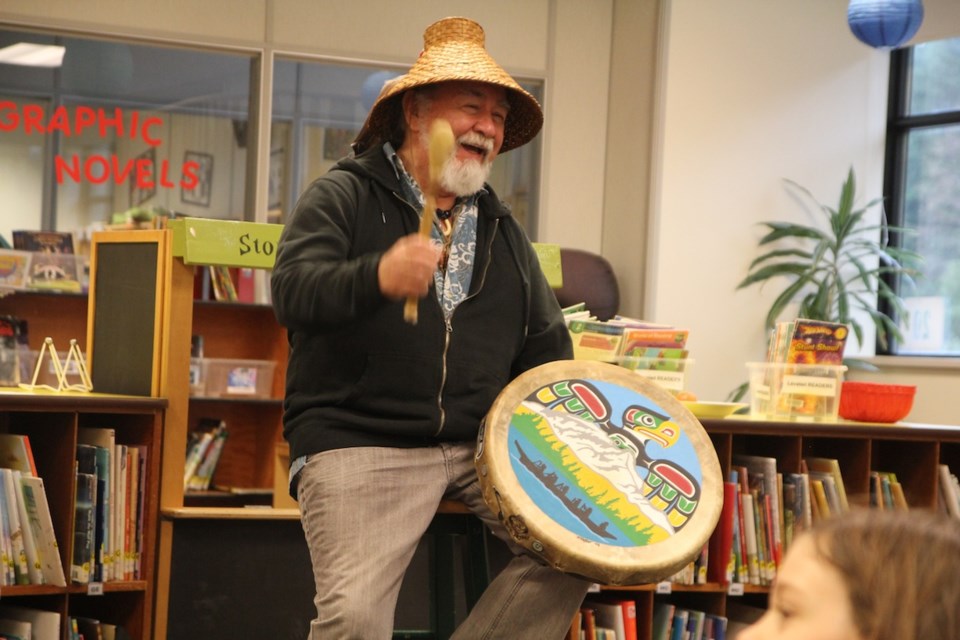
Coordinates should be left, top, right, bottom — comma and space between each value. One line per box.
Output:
0, 43, 66, 67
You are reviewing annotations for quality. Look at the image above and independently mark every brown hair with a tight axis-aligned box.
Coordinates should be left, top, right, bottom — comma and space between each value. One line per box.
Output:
810, 508, 960, 640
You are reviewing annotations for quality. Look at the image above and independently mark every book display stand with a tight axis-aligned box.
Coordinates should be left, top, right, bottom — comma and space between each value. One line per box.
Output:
20, 338, 93, 393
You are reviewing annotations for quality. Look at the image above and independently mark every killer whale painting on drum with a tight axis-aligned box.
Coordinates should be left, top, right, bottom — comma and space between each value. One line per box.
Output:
509, 375, 701, 546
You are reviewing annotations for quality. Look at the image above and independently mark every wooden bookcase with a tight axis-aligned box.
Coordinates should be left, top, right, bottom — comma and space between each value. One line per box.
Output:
587, 417, 960, 640
0, 387, 164, 640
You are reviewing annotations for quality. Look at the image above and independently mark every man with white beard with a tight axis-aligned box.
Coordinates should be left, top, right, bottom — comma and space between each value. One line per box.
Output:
271, 16, 592, 640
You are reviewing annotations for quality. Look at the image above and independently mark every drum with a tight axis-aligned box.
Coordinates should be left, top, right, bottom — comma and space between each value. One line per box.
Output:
476, 360, 723, 585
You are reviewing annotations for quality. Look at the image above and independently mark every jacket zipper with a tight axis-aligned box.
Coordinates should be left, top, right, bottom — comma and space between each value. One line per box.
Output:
433, 218, 499, 437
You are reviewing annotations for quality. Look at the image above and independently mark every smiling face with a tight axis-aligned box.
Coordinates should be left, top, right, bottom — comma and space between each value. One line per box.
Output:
738, 535, 863, 640
400, 81, 510, 200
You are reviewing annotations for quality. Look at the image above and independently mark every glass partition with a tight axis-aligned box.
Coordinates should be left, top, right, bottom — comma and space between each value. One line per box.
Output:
0, 28, 254, 246
269, 57, 543, 237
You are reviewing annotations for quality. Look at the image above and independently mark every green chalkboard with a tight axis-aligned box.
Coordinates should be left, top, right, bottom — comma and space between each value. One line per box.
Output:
89, 241, 160, 396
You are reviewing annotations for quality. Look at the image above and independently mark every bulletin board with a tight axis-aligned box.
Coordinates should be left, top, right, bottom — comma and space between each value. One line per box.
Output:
86, 230, 168, 396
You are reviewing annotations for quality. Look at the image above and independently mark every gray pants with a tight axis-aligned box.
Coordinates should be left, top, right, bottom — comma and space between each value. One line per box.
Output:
297, 442, 592, 639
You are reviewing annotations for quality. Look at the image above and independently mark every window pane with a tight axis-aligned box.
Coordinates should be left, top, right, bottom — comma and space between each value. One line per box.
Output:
0, 29, 254, 245
908, 39, 960, 115
899, 124, 960, 354
270, 58, 543, 236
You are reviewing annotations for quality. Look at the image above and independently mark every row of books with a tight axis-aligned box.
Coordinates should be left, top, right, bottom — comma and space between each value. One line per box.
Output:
195, 265, 256, 303
651, 603, 728, 640
74, 427, 148, 583
705, 454, 912, 587
0, 433, 65, 587
183, 418, 229, 491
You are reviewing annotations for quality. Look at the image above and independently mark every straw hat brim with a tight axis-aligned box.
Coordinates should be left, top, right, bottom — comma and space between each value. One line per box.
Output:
353, 17, 543, 154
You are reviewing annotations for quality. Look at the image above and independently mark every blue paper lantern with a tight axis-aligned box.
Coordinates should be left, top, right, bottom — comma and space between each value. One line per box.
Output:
847, 0, 925, 50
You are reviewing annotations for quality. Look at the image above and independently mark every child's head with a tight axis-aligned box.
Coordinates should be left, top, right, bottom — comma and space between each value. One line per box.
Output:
740, 509, 960, 640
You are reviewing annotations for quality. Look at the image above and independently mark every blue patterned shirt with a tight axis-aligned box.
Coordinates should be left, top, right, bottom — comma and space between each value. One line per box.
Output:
385, 142, 480, 321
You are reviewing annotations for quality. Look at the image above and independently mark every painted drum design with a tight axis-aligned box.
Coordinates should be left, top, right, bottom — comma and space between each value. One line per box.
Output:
477, 360, 723, 586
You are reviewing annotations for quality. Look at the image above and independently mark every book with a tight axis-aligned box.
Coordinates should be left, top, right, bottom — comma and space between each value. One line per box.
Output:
0, 251, 32, 291
186, 422, 228, 491
785, 318, 848, 365
0, 617, 32, 640
669, 609, 689, 640
593, 601, 627, 640
810, 478, 831, 519
0, 605, 60, 640
567, 319, 624, 361
651, 603, 675, 640
78, 428, 114, 582
72, 472, 96, 584
18, 475, 66, 587
619, 600, 637, 640
732, 454, 782, 569
12, 230, 74, 254
803, 457, 849, 512
707, 481, 737, 584
0, 434, 37, 477
938, 464, 960, 518
9, 470, 42, 584
740, 492, 760, 585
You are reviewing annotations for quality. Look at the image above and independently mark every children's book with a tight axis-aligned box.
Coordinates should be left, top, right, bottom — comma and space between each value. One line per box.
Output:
785, 319, 849, 365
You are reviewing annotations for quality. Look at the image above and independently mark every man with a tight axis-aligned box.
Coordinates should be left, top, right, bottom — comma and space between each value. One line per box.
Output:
271, 16, 591, 639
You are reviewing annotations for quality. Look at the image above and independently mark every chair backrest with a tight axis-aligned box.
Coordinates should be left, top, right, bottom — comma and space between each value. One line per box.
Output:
553, 247, 620, 321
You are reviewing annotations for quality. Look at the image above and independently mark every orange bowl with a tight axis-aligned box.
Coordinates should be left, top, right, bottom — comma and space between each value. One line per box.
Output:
838, 381, 916, 423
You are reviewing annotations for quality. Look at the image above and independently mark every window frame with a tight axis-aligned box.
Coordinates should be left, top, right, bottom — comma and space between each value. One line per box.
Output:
880, 44, 960, 357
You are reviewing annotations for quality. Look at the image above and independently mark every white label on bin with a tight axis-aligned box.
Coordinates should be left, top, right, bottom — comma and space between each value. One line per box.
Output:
781, 375, 837, 397
634, 369, 685, 392
753, 384, 771, 401
226, 366, 258, 395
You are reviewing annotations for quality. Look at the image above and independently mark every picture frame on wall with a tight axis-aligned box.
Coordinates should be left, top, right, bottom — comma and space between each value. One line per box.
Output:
129, 148, 157, 207
181, 151, 214, 207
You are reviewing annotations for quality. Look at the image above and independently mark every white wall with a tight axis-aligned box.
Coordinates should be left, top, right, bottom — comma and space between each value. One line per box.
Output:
647, 0, 960, 424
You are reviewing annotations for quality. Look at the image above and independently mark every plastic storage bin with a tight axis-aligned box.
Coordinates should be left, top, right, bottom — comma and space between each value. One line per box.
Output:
746, 362, 847, 421
200, 358, 276, 399
616, 356, 694, 395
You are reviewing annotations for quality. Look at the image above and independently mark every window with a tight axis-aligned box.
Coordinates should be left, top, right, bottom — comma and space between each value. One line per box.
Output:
269, 57, 544, 237
884, 37, 960, 355
0, 29, 254, 244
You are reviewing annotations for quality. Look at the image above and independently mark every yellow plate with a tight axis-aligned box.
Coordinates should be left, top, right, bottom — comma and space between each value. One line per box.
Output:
682, 401, 748, 419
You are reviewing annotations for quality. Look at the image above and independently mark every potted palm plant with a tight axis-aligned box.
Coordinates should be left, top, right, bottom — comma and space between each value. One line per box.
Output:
730, 167, 921, 401
737, 166, 920, 351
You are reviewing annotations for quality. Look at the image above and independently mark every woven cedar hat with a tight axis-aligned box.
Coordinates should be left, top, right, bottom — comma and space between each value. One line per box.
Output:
353, 17, 543, 154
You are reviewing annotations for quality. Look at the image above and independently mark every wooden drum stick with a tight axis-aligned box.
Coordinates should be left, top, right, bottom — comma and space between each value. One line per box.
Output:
404, 118, 454, 324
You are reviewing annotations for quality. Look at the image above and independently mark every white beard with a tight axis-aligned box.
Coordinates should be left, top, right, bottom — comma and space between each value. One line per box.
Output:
439, 155, 492, 196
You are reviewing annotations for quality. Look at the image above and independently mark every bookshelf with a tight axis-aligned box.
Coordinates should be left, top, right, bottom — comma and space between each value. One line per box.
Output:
581, 416, 960, 640
0, 389, 164, 640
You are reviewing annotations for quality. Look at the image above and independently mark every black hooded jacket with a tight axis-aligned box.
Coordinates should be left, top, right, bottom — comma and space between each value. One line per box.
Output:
271, 146, 571, 462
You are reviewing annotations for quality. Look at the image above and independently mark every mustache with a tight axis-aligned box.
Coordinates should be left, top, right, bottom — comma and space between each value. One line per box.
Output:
457, 132, 494, 154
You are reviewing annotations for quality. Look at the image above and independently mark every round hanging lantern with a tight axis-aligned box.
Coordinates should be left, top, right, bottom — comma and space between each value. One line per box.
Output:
847, 0, 925, 49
